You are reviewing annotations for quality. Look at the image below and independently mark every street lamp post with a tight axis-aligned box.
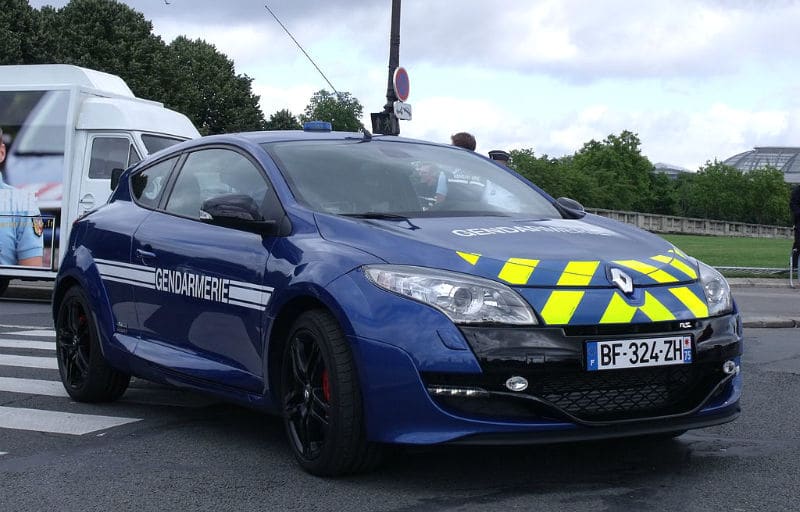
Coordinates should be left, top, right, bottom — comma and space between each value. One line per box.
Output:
371, 0, 401, 135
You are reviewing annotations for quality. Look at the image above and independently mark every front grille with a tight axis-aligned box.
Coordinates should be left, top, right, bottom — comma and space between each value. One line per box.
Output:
423, 363, 727, 423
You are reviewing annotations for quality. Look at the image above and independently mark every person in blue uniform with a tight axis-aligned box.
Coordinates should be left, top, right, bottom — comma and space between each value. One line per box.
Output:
0, 127, 43, 267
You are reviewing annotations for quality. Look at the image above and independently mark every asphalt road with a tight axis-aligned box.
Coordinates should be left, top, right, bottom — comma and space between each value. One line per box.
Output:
0, 288, 799, 511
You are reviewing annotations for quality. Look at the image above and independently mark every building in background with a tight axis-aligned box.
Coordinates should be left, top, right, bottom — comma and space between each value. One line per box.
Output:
723, 146, 800, 184
653, 162, 692, 180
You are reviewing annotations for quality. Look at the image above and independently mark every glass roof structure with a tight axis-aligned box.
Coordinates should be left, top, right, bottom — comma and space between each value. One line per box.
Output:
723, 146, 800, 184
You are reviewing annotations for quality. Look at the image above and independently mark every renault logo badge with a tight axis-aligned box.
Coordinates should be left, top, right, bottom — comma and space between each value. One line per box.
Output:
609, 268, 634, 294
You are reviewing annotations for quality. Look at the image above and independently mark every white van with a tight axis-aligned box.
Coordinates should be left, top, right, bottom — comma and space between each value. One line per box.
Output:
0, 64, 200, 295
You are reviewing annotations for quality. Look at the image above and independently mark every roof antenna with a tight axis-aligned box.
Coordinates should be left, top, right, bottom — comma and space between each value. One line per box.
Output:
264, 4, 339, 96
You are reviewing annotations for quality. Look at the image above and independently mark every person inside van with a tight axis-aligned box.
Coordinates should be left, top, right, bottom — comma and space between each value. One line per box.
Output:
0, 127, 44, 267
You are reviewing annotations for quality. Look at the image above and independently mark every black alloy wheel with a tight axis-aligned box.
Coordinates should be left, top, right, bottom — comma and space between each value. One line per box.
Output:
280, 310, 383, 476
55, 286, 130, 402
283, 326, 331, 461
57, 295, 92, 389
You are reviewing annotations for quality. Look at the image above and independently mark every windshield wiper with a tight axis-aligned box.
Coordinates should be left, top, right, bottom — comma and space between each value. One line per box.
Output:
342, 212, 419, 230
342, 212, 409, 220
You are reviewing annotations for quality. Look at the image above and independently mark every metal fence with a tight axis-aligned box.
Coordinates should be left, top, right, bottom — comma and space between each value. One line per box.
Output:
587, 208, 793, 239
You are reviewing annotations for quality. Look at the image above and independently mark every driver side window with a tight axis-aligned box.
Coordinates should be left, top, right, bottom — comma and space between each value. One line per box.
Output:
165, 148, 269, 219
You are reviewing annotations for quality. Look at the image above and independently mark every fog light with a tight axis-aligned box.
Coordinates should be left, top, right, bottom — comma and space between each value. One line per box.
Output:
505, 376, 528, 392
722, 360, 738, 375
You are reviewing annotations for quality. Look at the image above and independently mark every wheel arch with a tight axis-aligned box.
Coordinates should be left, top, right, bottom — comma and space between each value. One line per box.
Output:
265, 290, 355, 404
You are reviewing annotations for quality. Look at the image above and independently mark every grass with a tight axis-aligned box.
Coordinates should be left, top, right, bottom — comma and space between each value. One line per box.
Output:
661, 234, 793, 269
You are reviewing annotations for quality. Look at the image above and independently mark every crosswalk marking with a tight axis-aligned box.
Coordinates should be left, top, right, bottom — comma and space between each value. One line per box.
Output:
0, 339, 55, 351
0, 377, 67, 397
0, 406, 140, 435
13, 330, 56, 337
0, 452, 7, 456
0, 354, 58, 370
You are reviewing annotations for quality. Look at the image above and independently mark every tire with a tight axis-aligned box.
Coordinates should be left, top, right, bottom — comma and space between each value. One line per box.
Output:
55, 286, 130, 402
280, 309, 384, 476
0, 278, 9, 297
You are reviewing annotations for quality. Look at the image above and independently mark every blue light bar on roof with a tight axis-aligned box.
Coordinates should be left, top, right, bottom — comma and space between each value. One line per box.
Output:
303, 121, 332, 132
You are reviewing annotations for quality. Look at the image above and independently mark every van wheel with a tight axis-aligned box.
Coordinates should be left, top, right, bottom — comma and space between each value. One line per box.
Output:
0, 278, 8, 296
55, 286, 130, 402
281, 309, 384, 476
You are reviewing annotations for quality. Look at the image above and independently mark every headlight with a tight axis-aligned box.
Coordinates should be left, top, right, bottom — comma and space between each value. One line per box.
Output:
697, 261, 733, 316
363, 265, 537, 325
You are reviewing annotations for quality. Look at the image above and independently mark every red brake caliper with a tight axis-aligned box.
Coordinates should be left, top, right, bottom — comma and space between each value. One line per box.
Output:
321, 369, 331, 402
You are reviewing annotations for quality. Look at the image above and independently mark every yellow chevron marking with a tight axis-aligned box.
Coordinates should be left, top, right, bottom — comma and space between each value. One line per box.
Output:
557, 261, 600, 286
600, 292, 637, 324
614, 259, 679, 283
498, 258, 540, 285
669, 287, 709, 318
457, 251, 481, 265
600, 291, 676, 324
540, 290, 585, 325
638, 292, 676, 321
651, 254, 697, 279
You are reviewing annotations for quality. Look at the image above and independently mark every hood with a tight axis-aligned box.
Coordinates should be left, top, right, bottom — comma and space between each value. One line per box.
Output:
314, 213, 699, 288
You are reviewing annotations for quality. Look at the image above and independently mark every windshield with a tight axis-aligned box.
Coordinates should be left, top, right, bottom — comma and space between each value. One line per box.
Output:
264, 140, 561, 218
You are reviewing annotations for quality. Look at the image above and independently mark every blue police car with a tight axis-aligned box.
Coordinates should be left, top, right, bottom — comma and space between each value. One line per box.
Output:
53, 124, 742, 475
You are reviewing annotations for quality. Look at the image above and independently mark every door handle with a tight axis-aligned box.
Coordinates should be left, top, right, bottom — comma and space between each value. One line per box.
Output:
136, 248, 156, 260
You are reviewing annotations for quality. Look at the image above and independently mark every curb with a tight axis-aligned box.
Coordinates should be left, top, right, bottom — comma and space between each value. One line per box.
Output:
727, 278, 799, 289
742, 317, 800, 329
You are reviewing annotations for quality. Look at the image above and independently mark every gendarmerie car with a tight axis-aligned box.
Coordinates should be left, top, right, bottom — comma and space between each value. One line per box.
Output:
52, 123, 742, 476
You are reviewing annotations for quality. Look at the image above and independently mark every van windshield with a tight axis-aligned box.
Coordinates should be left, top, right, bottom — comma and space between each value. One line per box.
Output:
264, 140, 561, 218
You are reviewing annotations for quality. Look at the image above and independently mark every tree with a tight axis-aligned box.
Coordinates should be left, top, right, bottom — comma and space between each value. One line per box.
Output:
164, 36, 265, 134
742, 167, 791, 226
571, 131, 655, 211
35, 0, 170, 102
0, 0, 43, 64
683, 161, 748, 222
301, 90, 364, 132
266, 109, 302, 130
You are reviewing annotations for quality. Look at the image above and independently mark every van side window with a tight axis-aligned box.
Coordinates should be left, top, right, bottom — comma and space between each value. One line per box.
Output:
141, 134, 183, 154
165, 149, 269, 219
131, 157, 177, 209
89, 137, 139, 178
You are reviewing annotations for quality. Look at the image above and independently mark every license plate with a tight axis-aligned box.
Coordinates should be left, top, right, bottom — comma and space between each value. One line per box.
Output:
586, 335, 693, 371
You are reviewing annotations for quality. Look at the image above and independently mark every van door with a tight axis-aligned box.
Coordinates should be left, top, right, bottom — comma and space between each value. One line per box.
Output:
79, 134, 142, 215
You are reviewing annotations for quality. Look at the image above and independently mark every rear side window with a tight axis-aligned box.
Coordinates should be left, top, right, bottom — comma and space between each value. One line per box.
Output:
89, 137, 140, 179
130, 157, 178, 209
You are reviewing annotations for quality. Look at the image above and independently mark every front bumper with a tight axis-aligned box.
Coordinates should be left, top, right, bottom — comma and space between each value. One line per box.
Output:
352, 313, 742, 445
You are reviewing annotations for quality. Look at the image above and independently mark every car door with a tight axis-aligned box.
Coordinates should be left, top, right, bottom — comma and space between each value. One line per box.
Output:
90, 155, 178, 339
131, 146, 279, 392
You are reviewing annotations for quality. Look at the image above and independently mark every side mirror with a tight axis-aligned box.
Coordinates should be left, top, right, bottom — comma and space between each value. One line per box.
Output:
200, 194, 277, 234
110, 168, 124, 190
556, 197, 586, 218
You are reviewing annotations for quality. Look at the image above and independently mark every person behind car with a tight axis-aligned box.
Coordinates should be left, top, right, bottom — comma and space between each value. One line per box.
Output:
488, 149, 511, 167
791, 184, 800, 273
413, 161, 448, 207
451, 132, 476, 151
0, 126, 44, 267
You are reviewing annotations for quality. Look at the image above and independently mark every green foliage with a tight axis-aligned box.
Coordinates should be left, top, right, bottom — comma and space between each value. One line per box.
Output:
165, 36, 265, 134
300, 90, 364, 132
0, 0, 42, 64
571, 131, 655, 211
7, 0, 266, 135
266, 109, 302, 131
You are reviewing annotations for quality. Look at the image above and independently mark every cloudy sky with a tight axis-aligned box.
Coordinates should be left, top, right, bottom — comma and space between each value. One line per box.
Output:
30, 0, 800, 170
